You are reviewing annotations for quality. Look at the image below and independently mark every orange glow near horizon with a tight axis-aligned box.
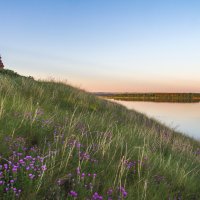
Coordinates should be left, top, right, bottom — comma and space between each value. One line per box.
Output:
15, 68, 200, 93
62, 77, 200, 93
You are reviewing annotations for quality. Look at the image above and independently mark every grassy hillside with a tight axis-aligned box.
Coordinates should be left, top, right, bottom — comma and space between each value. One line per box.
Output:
0, 69, 200, 200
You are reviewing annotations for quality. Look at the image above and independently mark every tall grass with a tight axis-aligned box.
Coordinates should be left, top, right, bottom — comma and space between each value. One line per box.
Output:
0, 69, 200, 199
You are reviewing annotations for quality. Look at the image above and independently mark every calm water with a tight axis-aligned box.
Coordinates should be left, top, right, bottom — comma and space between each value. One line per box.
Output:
113, 100, 200, 140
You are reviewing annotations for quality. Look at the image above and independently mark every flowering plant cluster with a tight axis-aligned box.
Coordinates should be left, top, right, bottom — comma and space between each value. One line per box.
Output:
57, 167, 128, 199
0, 137, 47, 198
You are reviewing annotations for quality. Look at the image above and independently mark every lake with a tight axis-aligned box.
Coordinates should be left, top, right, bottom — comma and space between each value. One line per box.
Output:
113, 100, 200, 140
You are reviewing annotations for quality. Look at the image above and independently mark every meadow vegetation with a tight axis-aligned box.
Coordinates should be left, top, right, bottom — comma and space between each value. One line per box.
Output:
0, 69, 200, 199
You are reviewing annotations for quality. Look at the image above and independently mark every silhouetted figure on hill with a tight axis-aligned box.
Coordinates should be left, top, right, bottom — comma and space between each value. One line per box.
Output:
0, 55, 4, 69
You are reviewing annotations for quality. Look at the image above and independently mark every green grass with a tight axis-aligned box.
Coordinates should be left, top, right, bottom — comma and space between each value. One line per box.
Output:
0, 69, 200, 200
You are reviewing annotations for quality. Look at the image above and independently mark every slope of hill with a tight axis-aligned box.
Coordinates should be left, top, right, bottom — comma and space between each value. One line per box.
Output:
0, 69, 200, 199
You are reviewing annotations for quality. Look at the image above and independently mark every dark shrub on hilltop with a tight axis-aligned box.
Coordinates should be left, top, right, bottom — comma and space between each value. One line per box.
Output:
0, 69, 19, 77
0, 69, 34, 80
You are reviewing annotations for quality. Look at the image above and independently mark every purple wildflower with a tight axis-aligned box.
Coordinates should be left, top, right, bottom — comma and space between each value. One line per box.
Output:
92, 192, 103, 200
80, 152, 90, 160
4, 164, 8, 170
93, 173, 97, 178
12, 166, 18, 173
69, 190, 78, 198
107, 188, 113, 195
17, 153, 23, 156
119, 187, 128, 198
41, 165, 47, 171
76, 167, 80, 175
29, 173, 35, 179
81, 173, 85, 179
76, 142, 81, 149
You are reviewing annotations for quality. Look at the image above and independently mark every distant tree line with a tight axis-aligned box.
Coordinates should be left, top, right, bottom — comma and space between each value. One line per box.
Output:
97, 93, 200, 103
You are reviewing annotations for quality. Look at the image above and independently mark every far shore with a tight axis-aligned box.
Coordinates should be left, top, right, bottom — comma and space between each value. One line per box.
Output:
95, 92, 200, 103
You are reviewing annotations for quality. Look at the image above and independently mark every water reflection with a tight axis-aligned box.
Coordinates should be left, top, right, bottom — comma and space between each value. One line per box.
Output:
113, 100, 200, 140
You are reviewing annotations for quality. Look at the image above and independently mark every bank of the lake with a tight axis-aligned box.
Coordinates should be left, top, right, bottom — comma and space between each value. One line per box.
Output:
0, 69, 200, 199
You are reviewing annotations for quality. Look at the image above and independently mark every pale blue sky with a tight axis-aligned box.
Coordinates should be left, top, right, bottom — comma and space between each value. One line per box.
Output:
1, 0, 200, 92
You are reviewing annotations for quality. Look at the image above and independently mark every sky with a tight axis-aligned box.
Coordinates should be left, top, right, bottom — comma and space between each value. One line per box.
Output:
1, 0, 200, 92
